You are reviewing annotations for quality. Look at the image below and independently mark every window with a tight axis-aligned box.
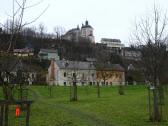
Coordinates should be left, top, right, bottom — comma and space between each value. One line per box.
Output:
106, 82, 108, 85
64, 82, 66, 86
90, 31, 93, 35
73, 73, 76, 77
64, 72, 66, 77
82, 73, 85, 79
101, 82, 104, 85
92, 73, 94, 77
82, 30, 86, 36
110, 82, 113, 86
89, 82, 92, 86
81, 82, 84, 86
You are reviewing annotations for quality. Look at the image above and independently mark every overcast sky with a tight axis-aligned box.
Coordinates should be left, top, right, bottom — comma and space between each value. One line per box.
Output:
0, 0, 168, 45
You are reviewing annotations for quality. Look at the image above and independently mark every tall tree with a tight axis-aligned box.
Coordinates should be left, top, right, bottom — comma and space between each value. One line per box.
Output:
132, 5, 168, 121
0, 1, 49, 125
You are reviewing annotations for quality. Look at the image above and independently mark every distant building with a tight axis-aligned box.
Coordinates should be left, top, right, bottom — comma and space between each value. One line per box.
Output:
96, 64, 125, 85
13, 48, 34, 57
47, 60, 96, 86
47, 60, 125, 86
62, 20, 95, 43
38, 49, 60, 60
101, 38, 125, 55
1, 59, 37, 85
101, 38, 124, 48
123, 47, 141, 61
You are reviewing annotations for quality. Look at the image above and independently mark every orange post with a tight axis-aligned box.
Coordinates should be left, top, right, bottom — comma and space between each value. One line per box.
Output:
15, 105, 21, 117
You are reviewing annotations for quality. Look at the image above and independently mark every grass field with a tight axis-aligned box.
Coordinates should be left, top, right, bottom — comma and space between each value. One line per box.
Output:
3, 85, 168, 126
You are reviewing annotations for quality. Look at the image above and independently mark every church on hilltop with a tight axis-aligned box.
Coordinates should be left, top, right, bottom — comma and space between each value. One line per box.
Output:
62, 20, 95, 43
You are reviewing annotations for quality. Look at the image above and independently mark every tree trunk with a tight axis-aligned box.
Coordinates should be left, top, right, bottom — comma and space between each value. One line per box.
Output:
3, 86, 13, 100
153, 88, 161, 121
118, 85, 124, 95
4, 105, 8, 126
103, 79, 106, 86
148, 86, 153, 120
97, 83, 100, 98
70, 82, 77, 101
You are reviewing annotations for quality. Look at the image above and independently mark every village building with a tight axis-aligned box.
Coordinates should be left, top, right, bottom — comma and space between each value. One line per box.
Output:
13, 48, 34, 57
47, 60, 125, 86
101, 38, 125, 55
123, 47, 141, 61
47, 60, 96, 86
38, 49, 60, 60
96, 64, 125, 85
0, 59, 37, 85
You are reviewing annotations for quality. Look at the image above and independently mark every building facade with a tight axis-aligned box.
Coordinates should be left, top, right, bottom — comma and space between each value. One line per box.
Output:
96, 64, 125, 85
101, 38, 124, 48
101, 38, 125, 55
47, 60, 125, 86
13, 48, 34, 57
62, 20, 95, 43
123, 47, 141, 61
47, 60, 96, 86
38, 49, 60, 60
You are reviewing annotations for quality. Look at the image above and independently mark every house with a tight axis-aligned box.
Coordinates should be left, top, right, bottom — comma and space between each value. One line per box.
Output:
47, 60, 125, 86
13, 48, 34, 57
38, 49, 60, 60
96, 64, 125, 85
0, 59, 37, 85
123, 47, 141, 61
47, 60, 96, 86
62, 20, 95, 43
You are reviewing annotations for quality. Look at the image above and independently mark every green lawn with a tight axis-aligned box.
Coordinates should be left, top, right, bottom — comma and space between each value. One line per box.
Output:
2, 85, 168, 126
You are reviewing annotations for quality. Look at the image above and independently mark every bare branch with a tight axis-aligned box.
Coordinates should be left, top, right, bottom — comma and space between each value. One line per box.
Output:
22, 4, 50, 27
24, 0, 44, 9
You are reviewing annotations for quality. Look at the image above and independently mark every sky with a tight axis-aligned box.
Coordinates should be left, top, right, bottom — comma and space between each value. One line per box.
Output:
0, 0, 168, 45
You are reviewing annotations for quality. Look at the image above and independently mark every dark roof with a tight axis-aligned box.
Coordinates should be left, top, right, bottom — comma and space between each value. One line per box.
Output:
55, 60, 124, 71
96, 63, 125, 71
39, 49, 58, 53
13, 48, 34, 53
81, 20, 93, 28
66, 28, 79, 34
81, 25, 92, 28
101, 38, 121, 43
55, 60, 95, 70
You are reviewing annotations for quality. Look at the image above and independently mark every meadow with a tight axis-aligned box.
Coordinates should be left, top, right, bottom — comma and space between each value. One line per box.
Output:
3, 85, 168, 126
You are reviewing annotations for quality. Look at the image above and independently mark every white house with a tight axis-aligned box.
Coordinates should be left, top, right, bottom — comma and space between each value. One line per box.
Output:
38, 49, 60, 60
47, 60, 96, 86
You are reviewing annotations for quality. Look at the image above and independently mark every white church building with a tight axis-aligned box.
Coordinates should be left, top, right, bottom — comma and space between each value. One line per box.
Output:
62, 20, 95, 43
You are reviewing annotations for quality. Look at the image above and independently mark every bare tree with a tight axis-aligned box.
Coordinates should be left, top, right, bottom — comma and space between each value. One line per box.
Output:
0, 0, 49, 52
131, 5, 168, 121
22, 26, 37, 38
0, 1, 49, 125
53, 26, 65, 39
38, 23, 47, 38
64, 61, 80, 101
95, 48, 111, 97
